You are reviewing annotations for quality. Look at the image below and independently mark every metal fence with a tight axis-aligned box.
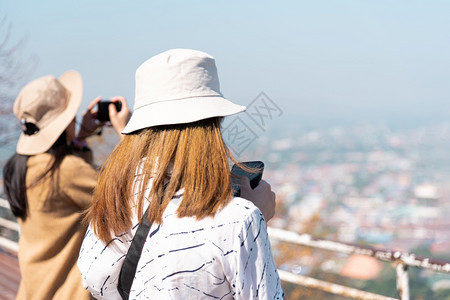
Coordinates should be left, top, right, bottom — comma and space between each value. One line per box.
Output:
1, 198, 450, 299
0, 198, 18, 253
268, 227, 450, 300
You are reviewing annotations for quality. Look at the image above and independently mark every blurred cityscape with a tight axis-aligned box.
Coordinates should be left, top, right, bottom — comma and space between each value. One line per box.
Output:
239, 120, 450, 298
259, 121, 450, 251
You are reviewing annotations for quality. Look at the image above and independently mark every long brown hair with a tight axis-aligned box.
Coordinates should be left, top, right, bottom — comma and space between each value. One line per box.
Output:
87, 117, 239, 243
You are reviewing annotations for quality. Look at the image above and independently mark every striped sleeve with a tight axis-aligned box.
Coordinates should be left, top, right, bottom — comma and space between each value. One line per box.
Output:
233, 208, 284, 299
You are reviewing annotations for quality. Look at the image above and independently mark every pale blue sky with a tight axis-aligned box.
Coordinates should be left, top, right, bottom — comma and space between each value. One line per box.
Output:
2, 0, 450, 127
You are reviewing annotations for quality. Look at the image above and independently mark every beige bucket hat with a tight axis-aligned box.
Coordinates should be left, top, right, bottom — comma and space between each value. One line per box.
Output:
122, 49, 246, 134
13, 70, 83, 155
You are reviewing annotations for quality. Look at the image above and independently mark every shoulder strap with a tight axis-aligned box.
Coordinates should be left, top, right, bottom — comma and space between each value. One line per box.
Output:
117, 206, 152, 300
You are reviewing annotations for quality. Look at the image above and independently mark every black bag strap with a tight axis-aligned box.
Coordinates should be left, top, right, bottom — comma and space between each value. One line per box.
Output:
117, 205, 152, 299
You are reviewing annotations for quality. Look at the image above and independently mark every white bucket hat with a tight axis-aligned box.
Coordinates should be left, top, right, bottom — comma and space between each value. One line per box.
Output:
13, 70, 83, 155
122, 49, 246, 133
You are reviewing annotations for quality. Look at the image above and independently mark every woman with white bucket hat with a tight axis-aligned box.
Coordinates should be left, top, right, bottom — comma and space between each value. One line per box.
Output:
79, 49, 284, 299
3, 70, 131, 299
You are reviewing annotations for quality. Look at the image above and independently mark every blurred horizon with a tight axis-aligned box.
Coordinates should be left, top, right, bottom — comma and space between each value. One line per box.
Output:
1, 0, 449, 130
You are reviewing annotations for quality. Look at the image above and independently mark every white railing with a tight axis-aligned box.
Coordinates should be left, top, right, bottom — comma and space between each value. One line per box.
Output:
0, 198, 19, 252
268, 227, 450, 300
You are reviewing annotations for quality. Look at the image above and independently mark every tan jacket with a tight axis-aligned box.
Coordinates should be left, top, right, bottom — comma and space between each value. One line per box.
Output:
16, 152, 97, 300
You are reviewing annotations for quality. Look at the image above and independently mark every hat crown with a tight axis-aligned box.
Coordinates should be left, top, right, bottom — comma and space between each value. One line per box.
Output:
14, 76, 70, 129
134, 49, 222, 110
122, 49, 246, 133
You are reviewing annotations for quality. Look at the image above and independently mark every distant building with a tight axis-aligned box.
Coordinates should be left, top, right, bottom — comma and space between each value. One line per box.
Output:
340, 255, 383, 280
414, 184, 440, 206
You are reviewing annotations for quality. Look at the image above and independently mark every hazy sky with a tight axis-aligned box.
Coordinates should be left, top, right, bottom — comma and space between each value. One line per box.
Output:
2, 0, 450, 127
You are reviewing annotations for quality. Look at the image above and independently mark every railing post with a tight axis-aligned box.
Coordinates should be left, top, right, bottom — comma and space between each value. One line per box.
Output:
396, 263, 409, 300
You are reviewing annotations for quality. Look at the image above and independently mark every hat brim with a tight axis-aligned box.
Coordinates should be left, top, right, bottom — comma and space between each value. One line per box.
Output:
122, 96, 246, 134
16, 70, 83, 155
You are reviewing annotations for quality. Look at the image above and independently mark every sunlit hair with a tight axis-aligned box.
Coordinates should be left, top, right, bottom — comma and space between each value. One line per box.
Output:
87, 117, 242, 243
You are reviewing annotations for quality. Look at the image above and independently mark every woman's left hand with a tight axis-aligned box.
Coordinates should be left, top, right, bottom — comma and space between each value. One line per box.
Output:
240, 177, 276, 222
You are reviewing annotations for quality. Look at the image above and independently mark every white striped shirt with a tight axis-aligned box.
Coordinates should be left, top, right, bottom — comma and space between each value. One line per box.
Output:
78, 192, 283, 299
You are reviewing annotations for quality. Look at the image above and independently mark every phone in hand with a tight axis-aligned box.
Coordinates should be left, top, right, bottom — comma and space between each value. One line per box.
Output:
96, 100, 122, 122
231, 161, 264, 197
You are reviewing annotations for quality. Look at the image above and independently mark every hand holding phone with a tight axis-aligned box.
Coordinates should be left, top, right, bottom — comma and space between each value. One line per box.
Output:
232, 161, 276, 222
96, 100, 122, 122
241, 178, 276, 222
231, 161, 264, 197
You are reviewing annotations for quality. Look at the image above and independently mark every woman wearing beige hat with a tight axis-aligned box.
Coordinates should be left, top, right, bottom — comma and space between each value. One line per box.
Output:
78, 49, 284, 299
2, 71, 131, 299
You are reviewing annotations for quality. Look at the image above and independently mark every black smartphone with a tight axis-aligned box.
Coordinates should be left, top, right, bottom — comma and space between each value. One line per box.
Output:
97, 100, 122, 122
231, 161, 264, 197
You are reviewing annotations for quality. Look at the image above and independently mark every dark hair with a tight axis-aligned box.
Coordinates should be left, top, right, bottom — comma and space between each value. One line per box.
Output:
3, 132, 71, 220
